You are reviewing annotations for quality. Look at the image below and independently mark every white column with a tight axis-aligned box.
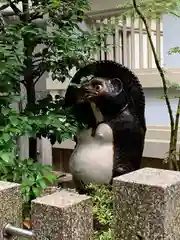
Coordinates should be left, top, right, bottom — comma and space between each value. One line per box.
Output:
37, 137, 53, 165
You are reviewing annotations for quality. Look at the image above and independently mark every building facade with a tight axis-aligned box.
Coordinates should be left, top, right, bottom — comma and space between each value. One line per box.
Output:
1, 1, 179, 167
44, 1, 180, 168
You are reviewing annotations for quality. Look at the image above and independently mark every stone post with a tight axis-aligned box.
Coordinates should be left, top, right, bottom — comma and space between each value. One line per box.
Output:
0, 181, 22, 239
113, 167, 180, 240
31, 189, 93, 240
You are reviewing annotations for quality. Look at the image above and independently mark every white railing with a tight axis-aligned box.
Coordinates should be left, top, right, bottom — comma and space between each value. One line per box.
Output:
87, 14, 163, 69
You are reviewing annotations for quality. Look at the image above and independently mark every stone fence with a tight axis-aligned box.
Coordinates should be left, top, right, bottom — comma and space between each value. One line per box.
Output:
1, 167, 180, 239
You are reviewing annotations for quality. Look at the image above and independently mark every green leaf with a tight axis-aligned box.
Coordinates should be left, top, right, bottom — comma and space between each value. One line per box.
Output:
0, 152, 13, 163
2, 133, 11, 142
38, 179, 47, 189
9, 116, 19, 127
45, 173, 57, 183
1, 108, 9, 116
32, 187, 41, 197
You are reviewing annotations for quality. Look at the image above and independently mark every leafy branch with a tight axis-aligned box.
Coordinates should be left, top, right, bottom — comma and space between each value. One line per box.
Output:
0, 0, 112, 207
132, 0, 174, 129
132, 0, 180, 170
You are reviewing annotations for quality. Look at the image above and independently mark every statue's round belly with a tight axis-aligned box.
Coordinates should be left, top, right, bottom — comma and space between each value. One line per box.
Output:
69, 124, 114, 185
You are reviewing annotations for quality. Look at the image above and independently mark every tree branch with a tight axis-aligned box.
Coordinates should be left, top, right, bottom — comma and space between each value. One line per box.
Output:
170, 96, 180, 170
8, 1, 22, 17
175, 97, 180, 137
169, 11, 180, 18
22, 0, 29, 22
32, 61, 45, 76
32, 60, 46, 86
0, 4, 9, 11
132, 0, 175, 130
0, 12, 5, 29
33, 70, 45, 86
20, 79, 26, 86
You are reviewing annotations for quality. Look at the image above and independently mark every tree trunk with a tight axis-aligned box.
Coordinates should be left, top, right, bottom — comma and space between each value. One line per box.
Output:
132, 0, 180, 171
22, 0, 37, 161
168, 130, 179, 171
24, 42, 37, 161
26, 84, 37, 160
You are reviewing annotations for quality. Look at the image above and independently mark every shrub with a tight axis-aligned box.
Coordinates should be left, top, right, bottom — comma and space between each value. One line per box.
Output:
85, 183, 114, 239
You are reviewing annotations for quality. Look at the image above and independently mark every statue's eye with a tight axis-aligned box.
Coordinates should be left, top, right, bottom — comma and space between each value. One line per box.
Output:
95, 84, 102, 91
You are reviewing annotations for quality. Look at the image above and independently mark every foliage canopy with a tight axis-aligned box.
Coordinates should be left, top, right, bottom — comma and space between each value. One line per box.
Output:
0, 0, 109, 202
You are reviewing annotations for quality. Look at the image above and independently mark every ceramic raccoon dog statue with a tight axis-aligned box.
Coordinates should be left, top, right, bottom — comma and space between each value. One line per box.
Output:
64, 60, 146, 193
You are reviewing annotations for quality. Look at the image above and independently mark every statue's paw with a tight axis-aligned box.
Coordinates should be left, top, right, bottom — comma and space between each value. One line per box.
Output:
113, 163, 135, 177
72, 178, 87, 194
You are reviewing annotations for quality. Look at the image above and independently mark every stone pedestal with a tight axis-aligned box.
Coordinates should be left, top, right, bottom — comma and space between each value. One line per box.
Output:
113, 167, 180, 240
31, 190, 93, 240
0, 181, 22, 239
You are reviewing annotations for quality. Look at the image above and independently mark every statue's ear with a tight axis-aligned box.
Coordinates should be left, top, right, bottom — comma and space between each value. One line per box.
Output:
110, 78, 123, 94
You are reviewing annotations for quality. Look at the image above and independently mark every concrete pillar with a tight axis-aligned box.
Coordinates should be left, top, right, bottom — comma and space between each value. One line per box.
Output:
0, 181, 22, 239
38, 137, 53, 165
17, 136, 29, 160
113, 167, 180, 240
31, 190, 93, 240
